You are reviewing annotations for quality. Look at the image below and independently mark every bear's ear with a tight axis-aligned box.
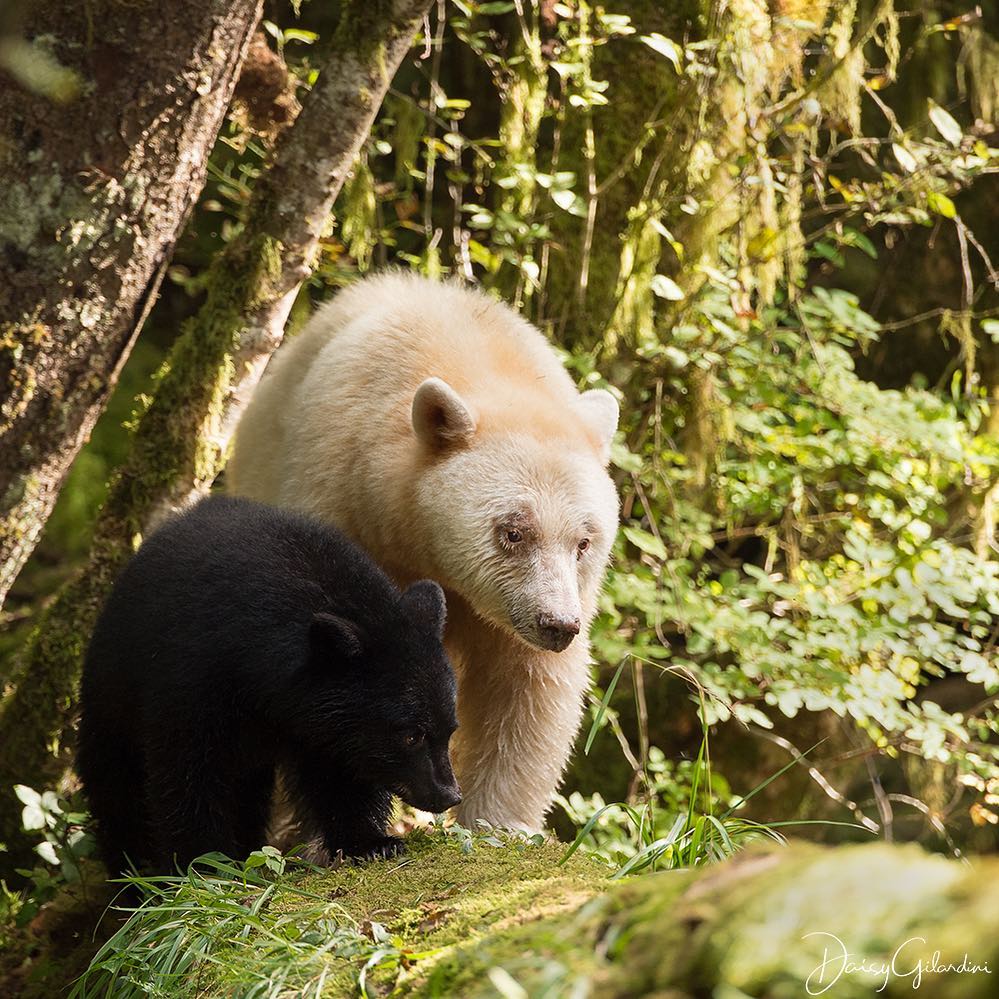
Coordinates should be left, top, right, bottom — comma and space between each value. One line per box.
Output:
309, 612, 365, 662
578, 389, 619, 464
402, 579, 447, 638
412, 377, 477, 450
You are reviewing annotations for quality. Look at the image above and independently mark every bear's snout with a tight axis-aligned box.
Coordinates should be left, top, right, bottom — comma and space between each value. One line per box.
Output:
405, 780, 462, 814
536, 612, 581, 652
431, 783, 463, 812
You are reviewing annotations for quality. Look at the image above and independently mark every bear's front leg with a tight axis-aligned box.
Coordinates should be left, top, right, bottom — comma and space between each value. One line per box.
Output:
286, 756, 400, 861
450, 631, 591, 834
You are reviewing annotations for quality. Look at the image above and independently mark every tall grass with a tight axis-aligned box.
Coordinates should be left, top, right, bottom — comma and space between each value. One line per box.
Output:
559, 658, 872, 876
70, 852, 405, 999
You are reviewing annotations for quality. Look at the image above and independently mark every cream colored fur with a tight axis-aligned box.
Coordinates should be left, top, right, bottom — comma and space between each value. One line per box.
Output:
228, 272, 619, 832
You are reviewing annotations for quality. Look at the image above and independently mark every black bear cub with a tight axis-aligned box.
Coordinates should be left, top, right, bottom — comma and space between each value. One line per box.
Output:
77, 495, 460, 875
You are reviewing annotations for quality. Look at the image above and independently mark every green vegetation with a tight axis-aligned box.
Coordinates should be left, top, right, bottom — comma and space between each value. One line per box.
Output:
72, 830, 606, 997
60, 834, 999, 998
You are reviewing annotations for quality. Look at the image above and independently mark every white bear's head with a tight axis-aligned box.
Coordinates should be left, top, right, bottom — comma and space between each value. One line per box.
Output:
411, 377, 619, 652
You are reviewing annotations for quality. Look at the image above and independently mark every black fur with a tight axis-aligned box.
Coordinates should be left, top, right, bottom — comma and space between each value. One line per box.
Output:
77, 495, 460, 875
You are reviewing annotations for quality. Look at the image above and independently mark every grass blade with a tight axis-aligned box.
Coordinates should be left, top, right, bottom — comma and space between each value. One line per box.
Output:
584, 657, 628, 755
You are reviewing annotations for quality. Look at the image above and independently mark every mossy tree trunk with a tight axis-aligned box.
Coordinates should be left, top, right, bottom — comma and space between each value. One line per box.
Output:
0, 0, 263, 611
0, 0, 434, 873
543, 0, 701, 355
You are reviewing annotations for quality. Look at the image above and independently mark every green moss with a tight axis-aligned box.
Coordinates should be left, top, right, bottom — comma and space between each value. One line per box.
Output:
77, 839, 999, 997
333, 0, 394, 61
73, 831, 610, 997
545, 0, 702, 352
289, 831, 608, 995
406, 842, 999, 999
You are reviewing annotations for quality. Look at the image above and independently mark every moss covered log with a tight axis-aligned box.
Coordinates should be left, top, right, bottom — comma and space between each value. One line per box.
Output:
69, 834, 999, 997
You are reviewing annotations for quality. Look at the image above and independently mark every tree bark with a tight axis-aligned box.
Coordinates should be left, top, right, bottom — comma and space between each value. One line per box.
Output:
158, 0, 438, 520
0, 0, 433, 874
0, 0, 262, 610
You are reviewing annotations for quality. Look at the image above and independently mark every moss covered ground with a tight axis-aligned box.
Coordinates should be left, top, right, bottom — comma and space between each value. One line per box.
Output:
17, 828, 993, 998
402, 837, 999, 998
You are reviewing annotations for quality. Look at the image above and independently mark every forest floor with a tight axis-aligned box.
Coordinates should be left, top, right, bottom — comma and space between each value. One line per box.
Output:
4, 828, 999, 997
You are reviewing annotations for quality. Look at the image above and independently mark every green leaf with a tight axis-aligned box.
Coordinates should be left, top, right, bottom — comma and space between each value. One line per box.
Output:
585, 658, 627, 755
838, 228, 878, 259
35, 841, 58, 865
928, 100, 962, 146
927, 191, 957, 219
551, 188, 587, 217
14, 785, 40, 807
650, 274, 685, 301
640, 34, 683, 72
892, 143, 917, 173
282, 29, 317, 45
21, 805, 46, 831
475, 1, 516, 14
622, 526, 668, 559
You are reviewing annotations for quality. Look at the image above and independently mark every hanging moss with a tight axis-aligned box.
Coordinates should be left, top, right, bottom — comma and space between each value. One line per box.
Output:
341, 155, 379, 270
959, 22, 999, 124
543, 0, 700, 352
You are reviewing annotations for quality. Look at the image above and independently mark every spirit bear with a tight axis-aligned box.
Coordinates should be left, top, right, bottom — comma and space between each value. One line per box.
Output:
228, 273, 619, 832
77, 495, 460, 874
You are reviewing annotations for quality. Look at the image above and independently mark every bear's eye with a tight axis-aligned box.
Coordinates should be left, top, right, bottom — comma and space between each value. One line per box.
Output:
402, 730, 425, 749
577, 538, 591, 556
506, 529, 523, 544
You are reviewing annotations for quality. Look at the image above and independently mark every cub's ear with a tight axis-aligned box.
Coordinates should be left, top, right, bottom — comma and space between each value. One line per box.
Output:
578, 389, 619, 464
402, 580, 447, 638
309, 612, 365, 662
412, 377, 477, 450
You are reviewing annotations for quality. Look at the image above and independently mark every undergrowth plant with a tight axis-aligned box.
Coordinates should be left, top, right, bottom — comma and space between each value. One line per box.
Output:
557, 661, 874, 873
70, 826, 556, 999
71, 851, 386, 999
10, 786, 96, 924
308, 0, 998, 843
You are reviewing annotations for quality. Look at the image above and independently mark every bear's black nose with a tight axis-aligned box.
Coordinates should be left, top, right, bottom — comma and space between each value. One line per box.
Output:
438, 784, 462, 810
537, 613, 581, 651
421, 783, 462, 812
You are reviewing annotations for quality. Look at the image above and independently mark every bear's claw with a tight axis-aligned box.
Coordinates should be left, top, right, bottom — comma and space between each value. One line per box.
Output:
348, 836, 405, 862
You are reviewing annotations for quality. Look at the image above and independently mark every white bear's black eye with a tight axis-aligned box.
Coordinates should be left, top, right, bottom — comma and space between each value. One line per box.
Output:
577, 538, 591, 556
506, 529, 523, 544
